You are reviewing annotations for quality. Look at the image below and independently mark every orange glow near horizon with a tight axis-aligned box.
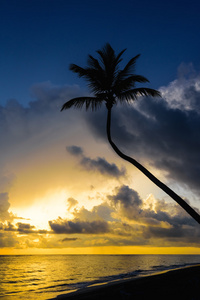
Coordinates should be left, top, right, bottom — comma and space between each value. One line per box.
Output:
1, 246, 200, 255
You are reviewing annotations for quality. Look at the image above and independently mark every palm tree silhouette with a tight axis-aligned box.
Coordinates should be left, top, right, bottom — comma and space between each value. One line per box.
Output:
61, 43, 200, 224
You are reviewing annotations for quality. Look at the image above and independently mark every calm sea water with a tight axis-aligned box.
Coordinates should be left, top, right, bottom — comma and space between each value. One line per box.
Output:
1, 255, 200, 299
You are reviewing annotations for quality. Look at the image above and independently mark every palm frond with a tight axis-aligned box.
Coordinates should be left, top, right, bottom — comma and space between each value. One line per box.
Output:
115, 48, 127, 65
69, 64, 107, 93
96, 43, 115, 65
117, 88, 161, 102
61, 97, 104, 111
114, 75, 150, 95
87, 55, 103, 71
123, 54, 140, 73
69, 64, 88, 77
96, 44, 119, 86
115, 54, 141, 82
83, 68, 107, 93
136, 88, 161, 98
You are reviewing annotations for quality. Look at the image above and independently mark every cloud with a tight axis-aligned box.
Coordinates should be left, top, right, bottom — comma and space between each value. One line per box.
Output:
81, 156, 126, 177
17, 222, 36, 234
60, 237, 79, 242
0, 174, 15, 193
1, 183, 199, 248
160, 63, 200, 112
46, 182, 200, 247
49, 217, 110, 234
67, 146, 83, 156
67, 145, 126, 178
104, 184, 200, 245
107, 184, 197, 225
3, 222, 16, 232
0, 83, 83, 158
108, 185, 143, 220
0, 232, 19, 248
72, 202, 115, 222
67, 197, 78, 211
109, 185, 142, 208
0, 193, 12, 222
1, 68, 200, 250
0, 82, 89, 210
85, 68, 200, 193
2, 222, 49, 235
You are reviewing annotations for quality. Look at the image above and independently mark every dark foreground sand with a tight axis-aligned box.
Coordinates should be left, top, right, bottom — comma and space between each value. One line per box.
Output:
49, 265, 200, 300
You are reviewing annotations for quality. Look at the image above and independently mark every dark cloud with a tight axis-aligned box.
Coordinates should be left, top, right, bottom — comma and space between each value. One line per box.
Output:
3, 222, 16, 232
49, 218, 109, 234
143, 224, 200, 245
81, 156, 126, 177
109, 185, 142, 208
60, 237, 79, 242
67, 145, 126, 178
144, 225, 191, 239
85, 73, 200, 193
66, 146, 83, 156
17, 222, 36, 234
2, 222, 49, 235
106, 184, 200, 243
108, 185, 143, 220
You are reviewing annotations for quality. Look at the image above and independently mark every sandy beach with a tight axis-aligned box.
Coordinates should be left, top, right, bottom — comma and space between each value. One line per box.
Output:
49, 265, 200, 300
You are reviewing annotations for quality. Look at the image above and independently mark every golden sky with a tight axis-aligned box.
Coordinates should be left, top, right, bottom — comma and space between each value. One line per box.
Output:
1, 76, 200, 255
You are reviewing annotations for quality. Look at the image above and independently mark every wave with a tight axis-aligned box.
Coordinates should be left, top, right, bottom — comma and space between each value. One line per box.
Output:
63, 262, 200, 292
1, 255, 200, 299
151, 262, 199, 272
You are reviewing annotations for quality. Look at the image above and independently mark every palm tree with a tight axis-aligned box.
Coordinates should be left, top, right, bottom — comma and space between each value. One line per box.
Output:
61, 43, 200, 224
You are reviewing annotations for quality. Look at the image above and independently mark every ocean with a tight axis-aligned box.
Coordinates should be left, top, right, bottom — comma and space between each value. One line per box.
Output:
1, 255, 200, 299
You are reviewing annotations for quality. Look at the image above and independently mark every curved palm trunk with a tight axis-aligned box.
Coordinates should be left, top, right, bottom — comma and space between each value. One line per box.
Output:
106, 107, 200, 225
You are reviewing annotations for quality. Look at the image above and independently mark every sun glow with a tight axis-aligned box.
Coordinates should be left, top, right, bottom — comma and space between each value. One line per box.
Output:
12, 189, 70, 230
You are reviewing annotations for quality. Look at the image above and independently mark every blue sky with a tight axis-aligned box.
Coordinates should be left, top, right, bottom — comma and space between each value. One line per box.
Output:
1, 0, 200, 106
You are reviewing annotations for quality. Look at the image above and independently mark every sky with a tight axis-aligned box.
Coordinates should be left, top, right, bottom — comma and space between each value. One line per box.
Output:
1, 0, 200, 254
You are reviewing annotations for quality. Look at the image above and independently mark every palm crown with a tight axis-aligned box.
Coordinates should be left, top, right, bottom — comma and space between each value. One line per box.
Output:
61, 43, 161, 111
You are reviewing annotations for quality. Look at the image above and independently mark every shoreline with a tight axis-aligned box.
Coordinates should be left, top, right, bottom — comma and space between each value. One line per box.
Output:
48, 264, 200, 300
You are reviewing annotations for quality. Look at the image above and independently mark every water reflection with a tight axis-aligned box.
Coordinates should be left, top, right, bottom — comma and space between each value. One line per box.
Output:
0, 255, 200, 299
